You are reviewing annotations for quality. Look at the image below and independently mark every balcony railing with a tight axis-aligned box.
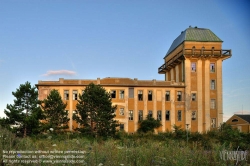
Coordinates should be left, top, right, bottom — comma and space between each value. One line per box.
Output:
158, 49, 232, 74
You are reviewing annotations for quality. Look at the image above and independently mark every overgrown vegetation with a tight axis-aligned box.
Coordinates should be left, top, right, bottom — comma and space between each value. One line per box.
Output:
0, 125, 249, 166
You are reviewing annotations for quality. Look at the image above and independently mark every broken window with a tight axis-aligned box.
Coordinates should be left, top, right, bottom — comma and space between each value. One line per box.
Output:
166, 110, 170, 121
211, 80, 216, 90
119, 108, 124, 115
129, 110, 133, 120
177, 110, 182, 121
148, 90, 153, 101
192, 111, 196, 120
210, 63, 215, 72
191, 62, 196, 72
157, 110, 162, 121
166, 91, 170, 101
177, 91, 182, 101
138, 110, 143, 121
73, 90, 78, 100
111, 90, 116, 98
191, 93, 196, 101
119, 90, 124, 99
138, 90, 143, 101
64, 90, 69, 100
148, 110, 153, 118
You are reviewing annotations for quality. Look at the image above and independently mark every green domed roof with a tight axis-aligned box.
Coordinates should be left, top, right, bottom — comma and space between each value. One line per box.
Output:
165, 27, 222, 58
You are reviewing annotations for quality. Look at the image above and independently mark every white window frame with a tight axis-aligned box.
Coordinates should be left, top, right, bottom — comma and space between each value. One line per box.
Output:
73, 90, 78, 100
64, 90, 69, 100
119, 90, 124, 99
211, 80, 216, 90
191, 62, 196, 72
129, 110, 133, 120
119, 108, 124, 116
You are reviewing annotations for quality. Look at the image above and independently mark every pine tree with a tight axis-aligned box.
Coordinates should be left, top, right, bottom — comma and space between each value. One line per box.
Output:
41, 89, 69, 132
4, 82, 43, 137
73, 83, 118, 137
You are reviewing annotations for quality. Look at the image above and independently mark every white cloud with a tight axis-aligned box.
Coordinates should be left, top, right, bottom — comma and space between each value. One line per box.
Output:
42, 70, 76, 76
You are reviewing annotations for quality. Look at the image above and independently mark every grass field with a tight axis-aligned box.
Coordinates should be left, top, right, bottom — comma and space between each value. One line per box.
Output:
1, 126, 249, 166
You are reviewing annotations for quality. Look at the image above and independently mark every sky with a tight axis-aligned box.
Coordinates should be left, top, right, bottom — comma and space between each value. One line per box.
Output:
0, 0, 249, 122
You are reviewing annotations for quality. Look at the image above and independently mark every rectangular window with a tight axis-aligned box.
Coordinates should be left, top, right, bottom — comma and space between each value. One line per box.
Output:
148, 110, 153, 118
138, 110, 143, 121
157, 110, 162, 121
119, 90, 124, 99
166, 110, 170, 121
210, 63, 215, 72
191, 93, 196, 101
211, 99, 216, 109
120, 124, 124, 131
192, 111, 196, 120
64, 90, 69, 100
166, 91, 170, 101
138, 90, 143, 101
119, 108, 124, 115
148, 90, 153, 101
191, 62, 196, 72
129, 88, 134, 98
211, 80, 216, 90
177, 91, 182, 101
111, 90, 116, 98
73, 90, 78, 100
129, 110, 133, 120
211, 118, 216, 128
177, 110, 182, 121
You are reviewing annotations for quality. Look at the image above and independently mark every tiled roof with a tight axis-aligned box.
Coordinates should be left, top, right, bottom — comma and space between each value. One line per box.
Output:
165, 27, 222, 58
235, 114, 250, 123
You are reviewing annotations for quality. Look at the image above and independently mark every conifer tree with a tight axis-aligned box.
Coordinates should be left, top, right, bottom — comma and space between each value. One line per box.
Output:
4, 82, 43, 137
41, 89, 69, 132
73, 83, 118, 137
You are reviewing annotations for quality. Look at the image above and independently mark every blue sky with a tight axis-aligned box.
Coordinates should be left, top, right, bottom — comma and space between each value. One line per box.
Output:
0, 0, 249, 121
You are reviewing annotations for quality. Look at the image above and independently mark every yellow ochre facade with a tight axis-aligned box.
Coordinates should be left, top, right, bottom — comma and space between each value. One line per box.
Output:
36, 27, 231, 133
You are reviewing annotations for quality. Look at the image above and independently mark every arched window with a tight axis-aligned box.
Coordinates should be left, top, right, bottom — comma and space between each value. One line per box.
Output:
232, 119, 238, 122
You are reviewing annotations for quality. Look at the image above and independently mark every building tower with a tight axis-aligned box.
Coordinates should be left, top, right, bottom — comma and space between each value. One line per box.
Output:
158, 26, 231, 132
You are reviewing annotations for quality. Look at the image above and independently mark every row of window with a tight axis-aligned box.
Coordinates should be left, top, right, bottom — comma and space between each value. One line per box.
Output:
191, 62, 216, 73
125, 110, 197, 121
62, 90, 215, 109
120, 117, 217, 130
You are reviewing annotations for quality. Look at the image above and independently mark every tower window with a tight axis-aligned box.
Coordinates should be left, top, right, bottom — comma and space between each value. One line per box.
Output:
192, 111, 196, 120
166, 110, 170, 121
211, 99, 216, 109
177, 91, 182, 101
211, 118, 216, 128
211, 80, 216, 90
148, 90, 153, 101
138, 90, 143, 101
166, 91, 170, 101
129, 110, 133, 120
191, 62, 196, 72
210, 63, 215, 72
138, 110, 143, 121
191, 93, 196, 101
177, 110, 182, 121
157, 110, 162, 121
